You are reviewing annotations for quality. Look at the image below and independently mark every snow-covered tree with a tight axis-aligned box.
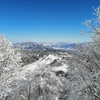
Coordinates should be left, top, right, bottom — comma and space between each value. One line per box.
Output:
67, 6, 100, 100
0, 34, 22, 99
0, 34, 22, 73
5, 63, 68, 100
17, 64, 67, 100
25, 63, 68, 100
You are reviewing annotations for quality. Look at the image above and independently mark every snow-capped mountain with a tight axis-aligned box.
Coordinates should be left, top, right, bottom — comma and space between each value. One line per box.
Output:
14, 42, 49, 51
14, 42, 85, 51
41, 42, 84, 50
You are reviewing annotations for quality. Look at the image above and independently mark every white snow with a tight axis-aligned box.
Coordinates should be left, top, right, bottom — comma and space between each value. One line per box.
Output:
22, 63, 37, 72
19, 54, 68, 79
54, 64, 68, 72
0, 54, 69, 99
38, 54, 61, 64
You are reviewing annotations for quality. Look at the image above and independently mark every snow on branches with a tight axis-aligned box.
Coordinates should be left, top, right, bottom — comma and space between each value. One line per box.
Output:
0, 34, 22, 99
67, 6, 100, 100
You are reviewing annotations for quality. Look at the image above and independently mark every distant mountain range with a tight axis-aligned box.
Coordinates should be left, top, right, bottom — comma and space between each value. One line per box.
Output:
14, 42, 49, 51
14, 42, 86, 51
41, 42, 85, 50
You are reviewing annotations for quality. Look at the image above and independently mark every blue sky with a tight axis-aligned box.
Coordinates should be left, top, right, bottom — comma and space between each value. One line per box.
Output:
0, 0, 100, 43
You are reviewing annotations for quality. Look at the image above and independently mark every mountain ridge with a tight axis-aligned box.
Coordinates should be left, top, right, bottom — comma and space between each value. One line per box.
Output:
14, 42, 87, 51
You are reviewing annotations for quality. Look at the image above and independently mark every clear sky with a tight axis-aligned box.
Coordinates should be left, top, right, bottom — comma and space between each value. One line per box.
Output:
0, 0, 100, 43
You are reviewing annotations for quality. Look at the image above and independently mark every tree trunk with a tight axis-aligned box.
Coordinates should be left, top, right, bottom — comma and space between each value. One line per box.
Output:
28, 85, 31, 100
